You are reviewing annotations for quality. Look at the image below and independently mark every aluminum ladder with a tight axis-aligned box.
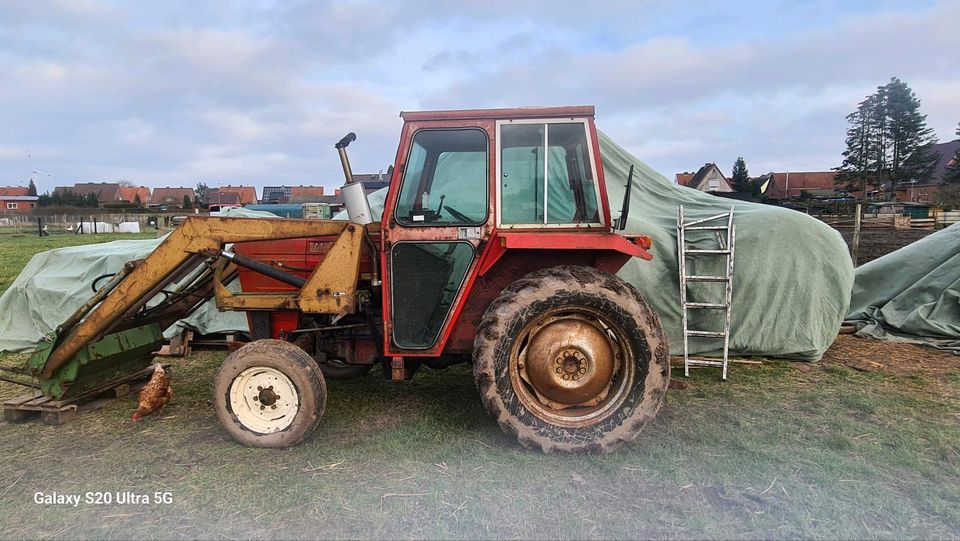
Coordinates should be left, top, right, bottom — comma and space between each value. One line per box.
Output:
677, 205, 736, 380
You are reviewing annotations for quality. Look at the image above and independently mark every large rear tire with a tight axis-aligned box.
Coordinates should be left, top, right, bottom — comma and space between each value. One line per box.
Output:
214, 339, 326, 448
473, 265, 669, 453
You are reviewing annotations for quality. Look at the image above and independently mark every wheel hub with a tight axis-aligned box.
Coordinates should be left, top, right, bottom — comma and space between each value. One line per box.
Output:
229, 367, 300, 434
521, 316, 616, 408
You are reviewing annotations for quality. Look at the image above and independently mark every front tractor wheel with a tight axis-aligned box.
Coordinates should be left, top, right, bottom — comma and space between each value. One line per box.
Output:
473, 266, 670, 453
214, 339, 326, 448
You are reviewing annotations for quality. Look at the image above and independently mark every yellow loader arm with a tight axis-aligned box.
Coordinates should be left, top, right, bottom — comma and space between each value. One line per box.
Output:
37, 216, 365, 381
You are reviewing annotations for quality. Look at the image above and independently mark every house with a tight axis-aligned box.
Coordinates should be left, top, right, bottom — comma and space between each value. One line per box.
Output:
291, 186, 326, 200
54, 182, 121, 204
675, 163, 733, 193
758, 172, 839, 200
116, 186, 151, 205
0, 187, 29, 197
206, 185, 258, 206
261, 186, 292, 204
261, 185, 327, 204
1, 195, 39, 213
151, 187, 196, 208
890, 139, 960, 202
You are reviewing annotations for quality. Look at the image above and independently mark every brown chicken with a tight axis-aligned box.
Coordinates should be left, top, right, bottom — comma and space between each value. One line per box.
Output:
132, 364, 172, 421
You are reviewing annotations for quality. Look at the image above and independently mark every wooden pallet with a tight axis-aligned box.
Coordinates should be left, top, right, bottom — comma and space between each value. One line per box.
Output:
2, 364, 167, 425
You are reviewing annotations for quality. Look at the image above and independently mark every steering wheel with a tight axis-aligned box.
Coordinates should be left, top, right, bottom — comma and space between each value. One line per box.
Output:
442, 205, 471, 223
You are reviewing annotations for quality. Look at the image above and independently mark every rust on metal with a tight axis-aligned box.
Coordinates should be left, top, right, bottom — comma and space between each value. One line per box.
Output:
519, 314, 616, 409
508, 306, 634, 428
298, 224, 363, 315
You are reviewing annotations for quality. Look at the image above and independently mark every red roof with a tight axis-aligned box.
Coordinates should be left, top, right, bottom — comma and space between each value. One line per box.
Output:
152, 187, 195, 206
116, 186, 151, 204
675, 173, 695, 186
763, 172, 838, 199
215, 185, 258, 205
291, 186, 325, 197
0, 187, 29, 196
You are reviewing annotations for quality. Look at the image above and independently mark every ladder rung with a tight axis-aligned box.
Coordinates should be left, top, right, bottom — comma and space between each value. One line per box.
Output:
683, 213, 733, 227
686, 358, 725, 367
685, 302, 727, 309
685, 275, 730, 282
686, 330, 726, 337
684, 225, 728, 231
684, 249, 731, 254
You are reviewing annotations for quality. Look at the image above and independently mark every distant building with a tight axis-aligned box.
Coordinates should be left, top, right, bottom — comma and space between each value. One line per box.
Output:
891, 139, 960, 202
52, 182, 152, 206
0, 186, 30, 198
261, 185, 326, 204
0, 191, 38, 213
116, 186, 151, 205
151, 187, 196, 208
54, 182, 120, 204
757, 172, 839, 200
206, 185, 258, 206
676, 164, 733, 193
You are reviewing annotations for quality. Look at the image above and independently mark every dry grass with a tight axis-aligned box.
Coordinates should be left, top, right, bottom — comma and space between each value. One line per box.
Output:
0, 342, 956, 540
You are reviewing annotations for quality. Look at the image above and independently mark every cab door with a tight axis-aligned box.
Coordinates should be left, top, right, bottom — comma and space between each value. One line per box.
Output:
382, 125, 491, 353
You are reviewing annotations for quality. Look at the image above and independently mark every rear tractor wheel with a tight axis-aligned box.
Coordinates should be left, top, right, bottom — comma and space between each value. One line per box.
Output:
214, 339, 326, 448
473, 265, 670, 453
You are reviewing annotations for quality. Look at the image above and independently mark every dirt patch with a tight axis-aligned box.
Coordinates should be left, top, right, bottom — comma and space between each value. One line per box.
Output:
823, 334, 957, 380
831, 227, 935, 265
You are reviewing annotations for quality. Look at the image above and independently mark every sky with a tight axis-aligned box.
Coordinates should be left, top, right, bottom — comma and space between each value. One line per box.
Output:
0, 0, 957, 196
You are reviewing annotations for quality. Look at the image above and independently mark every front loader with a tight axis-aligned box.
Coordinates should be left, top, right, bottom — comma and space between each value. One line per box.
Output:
14, 106, 670, 453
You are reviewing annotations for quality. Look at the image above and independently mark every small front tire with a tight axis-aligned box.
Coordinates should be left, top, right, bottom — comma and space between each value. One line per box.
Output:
214, 339, 326, 448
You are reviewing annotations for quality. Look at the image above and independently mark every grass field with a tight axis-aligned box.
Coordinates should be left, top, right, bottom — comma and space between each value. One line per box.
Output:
0, 231, 957, 539
0, 228, 158, 296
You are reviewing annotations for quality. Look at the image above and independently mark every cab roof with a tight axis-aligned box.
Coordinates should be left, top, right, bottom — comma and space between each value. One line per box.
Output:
400, 105, 595, 122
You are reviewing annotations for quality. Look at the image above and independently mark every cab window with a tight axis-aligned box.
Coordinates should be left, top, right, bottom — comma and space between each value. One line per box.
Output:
396, 129, 488, 226
500, 122, 599, 225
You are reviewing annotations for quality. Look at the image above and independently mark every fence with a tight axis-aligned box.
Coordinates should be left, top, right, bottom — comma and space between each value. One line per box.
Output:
0, 213, 186, 235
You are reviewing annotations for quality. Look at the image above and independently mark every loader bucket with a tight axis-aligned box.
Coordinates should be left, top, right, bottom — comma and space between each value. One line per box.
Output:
27, 323, 164, 399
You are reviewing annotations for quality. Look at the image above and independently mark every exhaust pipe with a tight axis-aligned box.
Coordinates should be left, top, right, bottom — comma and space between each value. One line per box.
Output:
334, 132, 380, 286
335, 132, 374, 226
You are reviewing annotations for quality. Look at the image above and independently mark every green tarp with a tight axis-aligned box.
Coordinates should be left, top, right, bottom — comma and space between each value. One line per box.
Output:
0, 208, 276, 353
1, 136, 855, 360
598, 133, 853, 360
845, 223, 960, 353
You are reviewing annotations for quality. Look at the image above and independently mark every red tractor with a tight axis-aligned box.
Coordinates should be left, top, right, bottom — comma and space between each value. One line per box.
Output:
28, 106, 669, 453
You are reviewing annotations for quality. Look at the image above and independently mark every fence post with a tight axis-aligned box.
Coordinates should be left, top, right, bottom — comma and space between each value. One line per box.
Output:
851, 203, 862, 267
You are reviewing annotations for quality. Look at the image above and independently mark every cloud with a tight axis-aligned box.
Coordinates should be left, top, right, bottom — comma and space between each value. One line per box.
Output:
0, 0, 955, 195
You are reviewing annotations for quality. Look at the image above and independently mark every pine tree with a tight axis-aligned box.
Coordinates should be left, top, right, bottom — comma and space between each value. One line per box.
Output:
27, 179, 37, 196
835, 78, 937, 198
730, 157, 750, 192
195, 182, 209, 208
183, 195, 193, 209
884, 77, 937, 183
835, 96, 877, 197
133, 193, 142, 207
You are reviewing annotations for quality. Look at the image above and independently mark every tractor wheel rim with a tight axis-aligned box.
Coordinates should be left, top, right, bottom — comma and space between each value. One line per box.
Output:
229, 367, 300, 434
510, 307, 634, 428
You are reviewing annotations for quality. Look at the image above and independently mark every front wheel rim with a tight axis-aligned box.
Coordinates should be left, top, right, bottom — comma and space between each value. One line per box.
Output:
509, 306, 636, 428
229, 367, 301, 434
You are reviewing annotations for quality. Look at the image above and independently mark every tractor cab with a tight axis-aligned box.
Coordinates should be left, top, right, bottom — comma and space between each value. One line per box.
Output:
377, 107, 649, 362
